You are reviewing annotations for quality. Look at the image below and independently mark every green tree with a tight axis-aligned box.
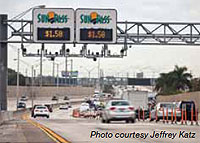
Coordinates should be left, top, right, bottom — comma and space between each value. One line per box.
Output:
155, 65, 192, 95
8, 68, 26, 86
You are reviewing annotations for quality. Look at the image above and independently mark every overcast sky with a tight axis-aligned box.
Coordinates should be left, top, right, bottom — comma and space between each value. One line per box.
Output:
1, 0, 200, 78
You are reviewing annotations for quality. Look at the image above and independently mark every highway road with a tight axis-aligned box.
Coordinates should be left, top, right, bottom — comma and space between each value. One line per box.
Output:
1, 104, 199, 143
7, 97, 83, 111
34, 108, 200, 143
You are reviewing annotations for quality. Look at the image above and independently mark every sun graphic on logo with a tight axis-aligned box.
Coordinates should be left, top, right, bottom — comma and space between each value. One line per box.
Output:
48, 11, 55, 24
90, 12, 98, 24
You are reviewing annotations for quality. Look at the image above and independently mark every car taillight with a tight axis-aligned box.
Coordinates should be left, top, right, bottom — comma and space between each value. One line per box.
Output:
129, 107, 134, 111
44, 110, 48, 112
35, 110, 39, 112
109, 107, 116, 111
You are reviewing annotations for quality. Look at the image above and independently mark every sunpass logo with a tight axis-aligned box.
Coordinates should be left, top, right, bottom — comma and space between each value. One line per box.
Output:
80, 12, 111, 24
37, 11, 69, 24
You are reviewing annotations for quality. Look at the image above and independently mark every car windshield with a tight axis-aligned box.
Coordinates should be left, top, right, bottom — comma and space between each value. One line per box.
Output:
111, 101, 129, 106
160, 103, 175, 108
36, 106, 46, 109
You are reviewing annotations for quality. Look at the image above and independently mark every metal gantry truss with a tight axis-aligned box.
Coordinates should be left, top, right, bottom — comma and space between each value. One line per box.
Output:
117, 21, 200, 45
3, 20, 200, 59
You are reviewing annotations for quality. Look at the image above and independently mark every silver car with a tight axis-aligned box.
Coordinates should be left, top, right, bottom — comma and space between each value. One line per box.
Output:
150, 102, 181, 121
101, 100, 136, 123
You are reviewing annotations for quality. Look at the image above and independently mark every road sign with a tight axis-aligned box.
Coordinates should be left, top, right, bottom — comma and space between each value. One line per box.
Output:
76, 8, 117, 44
61, 71, 78, 77
33, 8, 74, 43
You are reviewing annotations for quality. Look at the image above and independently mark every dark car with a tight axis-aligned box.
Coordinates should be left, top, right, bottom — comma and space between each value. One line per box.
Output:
63, 96, 69, 100
17, 102, 26, 109
45, 104, 53, 112
20, 95, 28, 101
52, 96, 58, 101
176, 101, 196, 121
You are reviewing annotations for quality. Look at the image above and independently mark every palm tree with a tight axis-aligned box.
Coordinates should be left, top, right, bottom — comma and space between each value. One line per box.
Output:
155, 65, 192, 94
172, 65, 192, 91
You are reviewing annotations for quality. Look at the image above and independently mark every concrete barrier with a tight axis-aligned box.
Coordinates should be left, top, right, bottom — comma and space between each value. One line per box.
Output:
0, 111, 13, 125
0, 99, 83, 125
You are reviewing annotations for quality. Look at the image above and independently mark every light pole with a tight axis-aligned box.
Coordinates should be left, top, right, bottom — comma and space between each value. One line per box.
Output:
15, 48, 20, 110
80, 66, 96, 86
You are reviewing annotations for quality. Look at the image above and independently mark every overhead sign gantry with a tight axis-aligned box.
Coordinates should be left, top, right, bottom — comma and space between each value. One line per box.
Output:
33, 8, 74, 43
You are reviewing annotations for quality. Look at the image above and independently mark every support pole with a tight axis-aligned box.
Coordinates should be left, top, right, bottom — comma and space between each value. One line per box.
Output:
31, 65, 34, 108
0, 15, 8, 110
40, 43, 44, 86
16, 48, 20, 110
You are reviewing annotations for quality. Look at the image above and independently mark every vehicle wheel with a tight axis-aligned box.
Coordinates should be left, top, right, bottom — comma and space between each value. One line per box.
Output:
126, 120, 130, 123
47, 115, 49, 118
34, 116, 36, 118
131, 119, 135, 123
101, 119, 106, 123
106, 119, 110, 123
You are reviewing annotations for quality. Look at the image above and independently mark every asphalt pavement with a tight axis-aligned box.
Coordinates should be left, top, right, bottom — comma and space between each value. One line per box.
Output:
1, 104, 199, 143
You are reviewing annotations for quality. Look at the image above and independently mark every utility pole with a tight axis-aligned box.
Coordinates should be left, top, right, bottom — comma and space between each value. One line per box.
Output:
65, 56, 68, 85
97, 58, 100, 92
70, 59, 73, 86
56, 64, 59, 89
52, 58, 55, 85
0, 15, 7, 110
16, 48, 20, 110
40, 44, 44, 87
31, 65, 34, 108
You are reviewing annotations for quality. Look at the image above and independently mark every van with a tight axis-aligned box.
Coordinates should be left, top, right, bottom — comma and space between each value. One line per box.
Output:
176, 101, 196, 121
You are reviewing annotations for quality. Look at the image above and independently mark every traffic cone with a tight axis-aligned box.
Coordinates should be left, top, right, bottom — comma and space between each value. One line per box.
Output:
174, 108, 177, 124
185, 106, 187, 125
181, 108, 184, 125
166, 107, 168, 124
163, 108, 165, 123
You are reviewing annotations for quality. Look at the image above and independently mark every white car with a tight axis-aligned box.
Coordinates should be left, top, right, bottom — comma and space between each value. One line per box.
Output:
101, 100, 136, 123
150, 102, 181, 121
59, 104, 69, 110
33, 105, 50, 118
79, 103, 90, 113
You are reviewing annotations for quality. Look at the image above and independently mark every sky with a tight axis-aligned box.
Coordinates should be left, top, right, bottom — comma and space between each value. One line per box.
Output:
1, 0, 200, 78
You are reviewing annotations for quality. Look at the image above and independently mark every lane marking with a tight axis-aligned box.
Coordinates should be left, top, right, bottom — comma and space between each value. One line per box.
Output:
23, 114, 70, 143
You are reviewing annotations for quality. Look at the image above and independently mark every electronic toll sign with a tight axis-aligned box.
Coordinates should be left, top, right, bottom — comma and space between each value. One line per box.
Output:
76, 9, 117, 44
33, 8, 74, 43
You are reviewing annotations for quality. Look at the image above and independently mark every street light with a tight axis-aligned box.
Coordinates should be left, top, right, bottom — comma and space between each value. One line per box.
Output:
13, 48, 20, 110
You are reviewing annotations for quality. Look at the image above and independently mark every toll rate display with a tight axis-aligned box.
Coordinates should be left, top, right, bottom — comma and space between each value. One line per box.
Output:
76, 9, 117, 44
80, 29, 112, 41
33, 8, 74, 43
37, 28, 70, 41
